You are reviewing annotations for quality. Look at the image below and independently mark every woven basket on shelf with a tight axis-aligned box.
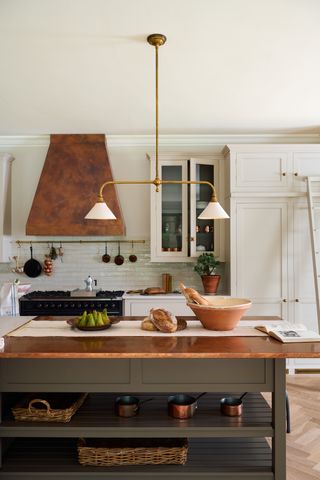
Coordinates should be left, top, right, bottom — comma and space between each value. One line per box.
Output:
77, 438, 188, 466
11, 392, 88, 423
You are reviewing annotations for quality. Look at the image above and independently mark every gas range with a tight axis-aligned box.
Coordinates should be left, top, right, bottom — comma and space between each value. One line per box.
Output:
19, 290, 124, 316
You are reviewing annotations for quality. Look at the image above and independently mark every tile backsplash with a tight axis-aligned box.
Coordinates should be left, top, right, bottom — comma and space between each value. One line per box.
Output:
0, 241, 226, 294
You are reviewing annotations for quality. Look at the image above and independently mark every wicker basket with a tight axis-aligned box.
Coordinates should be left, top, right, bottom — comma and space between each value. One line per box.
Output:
12, 393, 88, 423
77, 438, 188, 466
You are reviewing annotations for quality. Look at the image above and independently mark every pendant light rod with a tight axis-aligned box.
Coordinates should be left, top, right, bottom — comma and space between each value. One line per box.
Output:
147, 34, 167, 189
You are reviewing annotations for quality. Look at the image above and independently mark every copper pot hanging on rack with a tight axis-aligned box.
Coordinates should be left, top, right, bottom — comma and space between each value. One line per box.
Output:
129, 241, 137, 263
102, 242, 111, 263
114, 242, 124, 265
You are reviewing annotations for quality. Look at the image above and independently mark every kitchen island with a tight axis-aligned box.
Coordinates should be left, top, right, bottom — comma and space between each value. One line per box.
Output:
1, 316, 320, 480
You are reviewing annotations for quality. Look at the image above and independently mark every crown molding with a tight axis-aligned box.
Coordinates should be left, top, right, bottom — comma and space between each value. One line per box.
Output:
0, 133, 319, 148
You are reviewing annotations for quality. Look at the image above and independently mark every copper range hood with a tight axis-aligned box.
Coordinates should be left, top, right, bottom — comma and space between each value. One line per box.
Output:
26, 134, 125, 236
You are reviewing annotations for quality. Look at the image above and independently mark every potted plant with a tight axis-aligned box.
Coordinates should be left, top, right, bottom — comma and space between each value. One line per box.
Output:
194, 253, 221, 294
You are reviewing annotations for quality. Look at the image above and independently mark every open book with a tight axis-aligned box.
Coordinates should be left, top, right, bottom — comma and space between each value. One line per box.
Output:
255, 322, 320, 343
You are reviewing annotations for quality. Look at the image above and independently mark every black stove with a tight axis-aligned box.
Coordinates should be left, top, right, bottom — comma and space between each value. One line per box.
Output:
19, 290, 124, 316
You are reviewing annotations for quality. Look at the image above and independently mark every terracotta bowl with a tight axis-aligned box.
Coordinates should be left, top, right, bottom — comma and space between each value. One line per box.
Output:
187, 296, 252, 331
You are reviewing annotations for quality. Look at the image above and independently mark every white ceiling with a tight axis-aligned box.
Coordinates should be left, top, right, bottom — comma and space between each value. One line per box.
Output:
1, 0, 320, 135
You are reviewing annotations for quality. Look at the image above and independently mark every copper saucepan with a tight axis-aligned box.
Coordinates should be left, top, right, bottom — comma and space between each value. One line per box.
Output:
114, 242, 124, 266
102, 242, 111, 263
220, 392, 248, 416
168, 392, 207, 419
115, 395, 153, 417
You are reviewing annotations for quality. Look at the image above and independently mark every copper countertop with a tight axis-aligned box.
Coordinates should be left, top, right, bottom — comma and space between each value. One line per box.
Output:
1, 316, 320, 359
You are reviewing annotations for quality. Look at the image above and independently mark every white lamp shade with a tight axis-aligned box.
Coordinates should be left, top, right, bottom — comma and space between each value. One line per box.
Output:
85, 202, 117, 220
198, 201, 229, 220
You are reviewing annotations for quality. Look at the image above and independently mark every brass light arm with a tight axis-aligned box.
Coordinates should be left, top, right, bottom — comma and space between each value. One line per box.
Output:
97, 180, 155, 202
98, 179, 218, 203
160, 180, 218, 202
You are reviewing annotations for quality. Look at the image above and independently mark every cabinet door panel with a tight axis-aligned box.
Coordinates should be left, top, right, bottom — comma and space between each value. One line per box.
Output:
234, 153, 289, 190
234, 201, 288, 318
293, 202, 317, 302
293, 153, 320, 190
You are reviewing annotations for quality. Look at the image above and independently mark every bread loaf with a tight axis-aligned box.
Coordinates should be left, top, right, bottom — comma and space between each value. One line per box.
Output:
150, 308, 177, 333
143, 287, 166, 295
179, 283, 210, 305
141, 318, 158, 331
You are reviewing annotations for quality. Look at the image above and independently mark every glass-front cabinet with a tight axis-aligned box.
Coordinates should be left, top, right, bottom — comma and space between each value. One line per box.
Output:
150, 155, 225, 262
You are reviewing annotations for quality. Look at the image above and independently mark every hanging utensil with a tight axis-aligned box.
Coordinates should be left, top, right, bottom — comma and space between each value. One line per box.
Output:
49, 243, 58, 260
129, 241, 137, 263
11, 244, 24, 274
23, 245, 42, 278
58, 242, 64, 262
102, 242, 111, 263
114, 242, 124, 265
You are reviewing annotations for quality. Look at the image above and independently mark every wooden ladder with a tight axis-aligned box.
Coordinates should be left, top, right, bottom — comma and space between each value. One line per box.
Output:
306, 176, 320, 333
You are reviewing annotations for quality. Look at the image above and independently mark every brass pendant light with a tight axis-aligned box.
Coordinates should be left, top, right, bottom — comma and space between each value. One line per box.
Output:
85, 34, 229, 221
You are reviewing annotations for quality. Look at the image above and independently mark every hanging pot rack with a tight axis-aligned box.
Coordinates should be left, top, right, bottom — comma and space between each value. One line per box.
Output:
13, 240, 145, 245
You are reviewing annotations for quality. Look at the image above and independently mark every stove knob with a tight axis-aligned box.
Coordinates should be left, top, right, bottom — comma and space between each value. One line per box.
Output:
38, 303, 43, 308
111, 303, 116, 309
71, 304, 75, 308
90, 303, 95, 309
57, 304, 62, 308
77, 303, 82, 308
84, 303, 89, 308
97, 303, 102, 309
50, 303, 55, 308
64, 303, 69, 308
44, 303, 49, 309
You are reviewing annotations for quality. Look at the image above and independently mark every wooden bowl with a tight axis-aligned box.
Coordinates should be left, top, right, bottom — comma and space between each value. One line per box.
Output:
187, 296, 251, 331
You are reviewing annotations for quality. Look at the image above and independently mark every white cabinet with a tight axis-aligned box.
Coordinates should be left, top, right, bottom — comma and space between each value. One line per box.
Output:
292, 151, 320, 191
225, 144, 320, 371
224, 144, 320, 194
230, 199, 289, 319
150, 154, 226, 262
124, 295, 193, 317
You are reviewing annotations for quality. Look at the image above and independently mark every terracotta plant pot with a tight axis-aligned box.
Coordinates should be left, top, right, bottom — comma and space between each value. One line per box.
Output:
201, 274, 221, 294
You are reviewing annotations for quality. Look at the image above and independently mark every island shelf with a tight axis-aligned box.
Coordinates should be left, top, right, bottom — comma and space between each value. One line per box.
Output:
0, 356, 283, 480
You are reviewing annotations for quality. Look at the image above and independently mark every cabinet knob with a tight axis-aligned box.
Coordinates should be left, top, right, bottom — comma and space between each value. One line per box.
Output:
295, 298, 299, 302
282, 172, 287, 176
190, 236, 195, 242
294, 172, 298, 176
282, 299, 287, 302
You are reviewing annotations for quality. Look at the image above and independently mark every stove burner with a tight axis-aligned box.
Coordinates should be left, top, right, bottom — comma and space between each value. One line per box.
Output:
24, 290, 71, 299
96, 290, 124, 299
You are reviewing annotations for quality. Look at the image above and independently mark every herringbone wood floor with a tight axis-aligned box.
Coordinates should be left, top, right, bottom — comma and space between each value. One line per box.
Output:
268, 375, 320, 479
286, 375, 320, 479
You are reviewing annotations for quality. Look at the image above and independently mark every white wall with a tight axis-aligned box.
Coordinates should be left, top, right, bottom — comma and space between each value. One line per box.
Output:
1, 0, 320, 135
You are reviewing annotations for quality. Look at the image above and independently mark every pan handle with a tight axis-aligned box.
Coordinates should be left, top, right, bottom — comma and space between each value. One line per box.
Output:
194, 392, 207, 402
